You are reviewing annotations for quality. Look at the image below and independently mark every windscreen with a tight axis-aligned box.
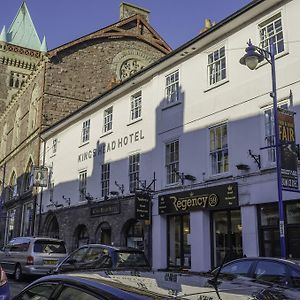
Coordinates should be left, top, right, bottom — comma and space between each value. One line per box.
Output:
34, 240, 66, 254
116, 251, 149, 268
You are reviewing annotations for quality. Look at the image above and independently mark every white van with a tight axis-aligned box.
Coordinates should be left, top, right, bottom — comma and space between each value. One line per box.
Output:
0, 237, 67, 280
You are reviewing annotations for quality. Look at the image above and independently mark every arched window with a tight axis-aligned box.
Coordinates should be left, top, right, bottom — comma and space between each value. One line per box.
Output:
74, 225, 89, 249
95, 222, 111, 245
126, 220, 144, 251
47, 216, 59, 239
9, 171, 18, 200
23, 158, 33, 192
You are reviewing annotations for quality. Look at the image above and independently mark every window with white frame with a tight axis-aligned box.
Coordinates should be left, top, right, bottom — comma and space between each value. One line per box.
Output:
166, 140, 179, 184
130, 91, 142, 121
81, 120, 90, 143
165, 70, 179, 103
210, 124, 228, 174
52, 138, 57, 154
259, 13, 284, 56
101, 163, 110, 197
264, 102, 288, 162
129, 153, 140, 192
208, 46, 226, 86
79, 170, 87, 201
104, 107, 113, 133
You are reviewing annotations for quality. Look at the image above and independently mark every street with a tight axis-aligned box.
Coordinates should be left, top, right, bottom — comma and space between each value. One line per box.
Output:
8, 276, 35, 298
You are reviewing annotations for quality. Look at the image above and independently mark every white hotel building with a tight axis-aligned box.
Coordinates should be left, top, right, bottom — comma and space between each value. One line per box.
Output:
39, 0, 300, 271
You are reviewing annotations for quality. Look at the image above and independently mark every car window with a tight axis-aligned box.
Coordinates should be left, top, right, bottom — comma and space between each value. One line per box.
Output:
57, 286, 101, 300
34, 240, 66, 254
116, 251, 149, 268
15, 283, 57, 300
291, 269, 300, 288
84, 247, 103, 263
221, 260, 253, 276
69, 247, 89, 263
254, 261, 288, 286
10, 242, 30, 252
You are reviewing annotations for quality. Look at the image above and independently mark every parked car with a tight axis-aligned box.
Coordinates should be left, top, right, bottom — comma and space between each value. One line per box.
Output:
12, 270, 300, 300
0, 264, 10, 300
212, 257, 300, 290
53, 244, 150, 274
0, 236, 67, 280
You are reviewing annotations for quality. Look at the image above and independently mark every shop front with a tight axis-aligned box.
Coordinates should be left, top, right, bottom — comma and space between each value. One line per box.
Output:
158, 182, 240, 270
258, 200, 300, 259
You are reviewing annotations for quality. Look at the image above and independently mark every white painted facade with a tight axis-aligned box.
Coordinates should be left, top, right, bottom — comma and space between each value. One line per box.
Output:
40, 0, 300, 271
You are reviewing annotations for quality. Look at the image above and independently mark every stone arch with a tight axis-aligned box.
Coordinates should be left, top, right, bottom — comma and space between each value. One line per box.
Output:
43, 213, 60, 239
121, 219, 145, 251
73, 224, 89, 250
95, 222, 111, 245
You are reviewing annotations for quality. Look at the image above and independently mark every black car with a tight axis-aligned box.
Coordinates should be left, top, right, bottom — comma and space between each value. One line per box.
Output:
53, 244, 150, 274
213, 257, 300, 290
13, 270, 300, 300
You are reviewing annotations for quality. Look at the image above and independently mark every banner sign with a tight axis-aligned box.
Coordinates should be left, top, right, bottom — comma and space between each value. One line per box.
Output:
90, 202, 120, 217
135, 193, 151, 220
278, 108, 298, 190
158, 183, 238, 215
32, 166, 48, 187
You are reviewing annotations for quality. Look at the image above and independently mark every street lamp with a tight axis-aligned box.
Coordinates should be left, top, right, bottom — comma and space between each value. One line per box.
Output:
240, 39, 286, 258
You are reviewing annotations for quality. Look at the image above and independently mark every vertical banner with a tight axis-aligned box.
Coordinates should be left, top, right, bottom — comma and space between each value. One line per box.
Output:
278, 108, 298, 190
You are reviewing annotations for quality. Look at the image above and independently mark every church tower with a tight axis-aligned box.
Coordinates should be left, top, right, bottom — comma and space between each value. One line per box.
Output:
0, 1, 46, 114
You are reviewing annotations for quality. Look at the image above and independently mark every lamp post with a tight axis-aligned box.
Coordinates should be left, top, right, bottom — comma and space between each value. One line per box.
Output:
240, 40, 286, 258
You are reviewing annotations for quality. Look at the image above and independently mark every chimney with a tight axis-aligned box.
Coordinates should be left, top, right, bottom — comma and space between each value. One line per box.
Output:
120, 2, 150, 22
200, 18, 215, 33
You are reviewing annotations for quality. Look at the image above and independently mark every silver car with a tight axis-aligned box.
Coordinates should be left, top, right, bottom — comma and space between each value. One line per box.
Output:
0, 237, 67, 280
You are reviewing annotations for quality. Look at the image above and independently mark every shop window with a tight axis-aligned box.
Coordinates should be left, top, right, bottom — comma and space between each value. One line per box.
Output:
95, 222, 111, 245
212, 210, 242, 267
75, 225, 89, 248
258, 202, 300, 259
168, 214, 190, 269
21, 202, 33, 236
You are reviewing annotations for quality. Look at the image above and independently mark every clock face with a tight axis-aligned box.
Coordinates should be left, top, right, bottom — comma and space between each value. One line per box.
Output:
119, 58, 146, 80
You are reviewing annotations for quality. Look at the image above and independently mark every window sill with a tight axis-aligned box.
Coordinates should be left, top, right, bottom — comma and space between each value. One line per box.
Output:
204, 79, 229, 93
206, 172, 232, 181
162, 101, 182, 111
100, 130, 113, 138
127, 118, 142, 126
79, 141, 89, 148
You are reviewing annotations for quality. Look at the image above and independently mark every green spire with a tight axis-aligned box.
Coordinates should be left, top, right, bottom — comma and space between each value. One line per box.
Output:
6, 2, 42, 51
0, 26, 7, 42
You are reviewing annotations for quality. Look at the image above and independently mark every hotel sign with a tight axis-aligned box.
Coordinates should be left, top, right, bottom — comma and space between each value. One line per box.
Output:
158, 183, 238, 215
90, 202, 120, 217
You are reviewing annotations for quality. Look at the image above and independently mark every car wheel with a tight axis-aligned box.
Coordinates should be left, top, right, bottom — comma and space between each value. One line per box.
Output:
14, 264, 22, 281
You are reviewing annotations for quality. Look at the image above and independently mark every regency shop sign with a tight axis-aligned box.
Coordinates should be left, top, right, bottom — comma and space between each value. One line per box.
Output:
158, 183, 238, 215
78, 130, 144, 162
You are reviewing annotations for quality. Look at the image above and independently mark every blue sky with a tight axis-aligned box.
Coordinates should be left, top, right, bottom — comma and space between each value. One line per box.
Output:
1, 0, 251, 50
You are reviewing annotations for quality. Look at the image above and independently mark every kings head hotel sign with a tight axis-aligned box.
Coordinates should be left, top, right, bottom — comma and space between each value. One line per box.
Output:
158, 183, 238, 215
